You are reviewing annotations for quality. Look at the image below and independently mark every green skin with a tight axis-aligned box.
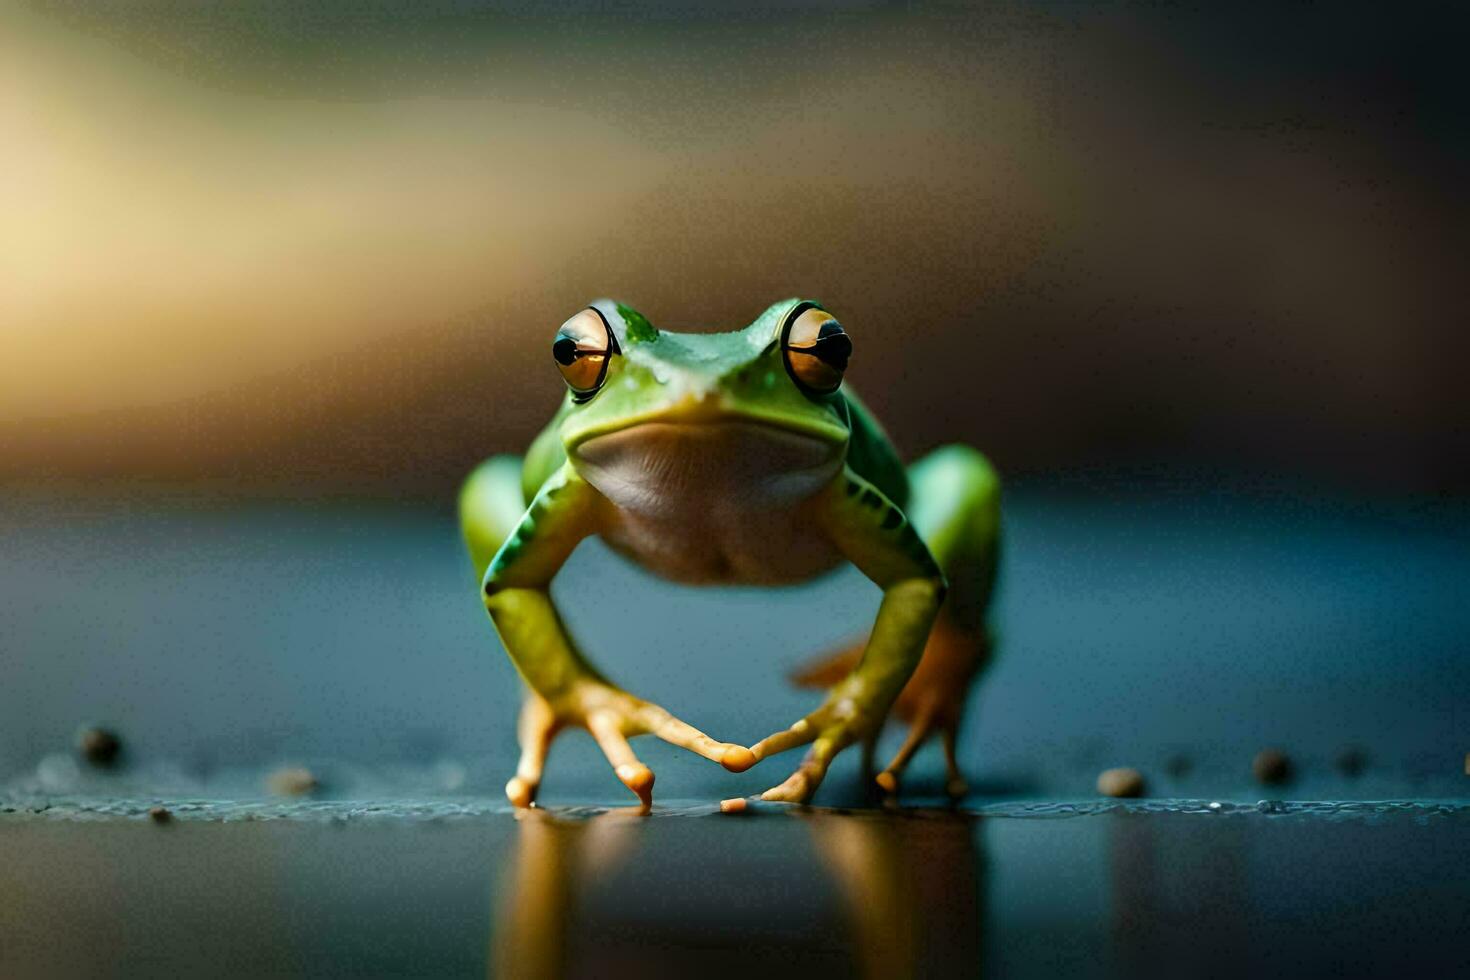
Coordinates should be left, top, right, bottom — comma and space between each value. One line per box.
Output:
461, 298, 999, 807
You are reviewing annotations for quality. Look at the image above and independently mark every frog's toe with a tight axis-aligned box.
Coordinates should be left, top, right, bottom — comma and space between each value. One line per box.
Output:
505, 776, 538, 808
588, 709, 657, 811
750, 717, 820, 763
506, 693, 560, 809
875, 701, 939, 798
614, 764, 656, 808
720, 746, 757, 773
634, 703, 752, 771
875, 705, 974, 802
760, 759, 831, 803
941, 726, 968, 800
761, 769, 817, 803
760, 737, 842, 804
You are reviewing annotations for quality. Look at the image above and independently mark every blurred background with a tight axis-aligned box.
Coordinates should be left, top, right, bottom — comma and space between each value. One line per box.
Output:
4, 0, 1466, 495
1, 0, 1466, 800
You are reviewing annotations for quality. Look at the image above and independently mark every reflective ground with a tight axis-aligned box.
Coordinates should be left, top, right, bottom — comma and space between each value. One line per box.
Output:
2, 800, 1468, 978
2, 481, 1467, 977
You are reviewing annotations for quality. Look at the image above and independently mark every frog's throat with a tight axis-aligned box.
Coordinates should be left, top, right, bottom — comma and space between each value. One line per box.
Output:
571, 419, 846, 516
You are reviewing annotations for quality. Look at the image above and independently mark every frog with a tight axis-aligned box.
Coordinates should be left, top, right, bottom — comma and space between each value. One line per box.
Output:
460, 298, 1000, 808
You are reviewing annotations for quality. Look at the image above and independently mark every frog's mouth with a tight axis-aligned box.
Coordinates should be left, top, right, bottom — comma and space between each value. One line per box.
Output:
572, 419, 844, 515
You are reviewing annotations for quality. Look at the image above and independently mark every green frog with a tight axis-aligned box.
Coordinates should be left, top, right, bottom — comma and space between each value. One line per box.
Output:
460, 299, 999, 808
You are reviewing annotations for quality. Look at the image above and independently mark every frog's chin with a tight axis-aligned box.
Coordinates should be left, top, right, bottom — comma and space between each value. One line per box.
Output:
570, 420, 844, 516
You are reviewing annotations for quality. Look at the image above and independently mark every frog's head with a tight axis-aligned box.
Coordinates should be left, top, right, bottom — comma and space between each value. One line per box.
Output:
549, 299, 854, 513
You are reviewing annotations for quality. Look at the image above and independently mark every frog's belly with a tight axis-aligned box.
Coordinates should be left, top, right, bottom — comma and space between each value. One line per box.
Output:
600, 506, 844, 585
574, 420, 846, 586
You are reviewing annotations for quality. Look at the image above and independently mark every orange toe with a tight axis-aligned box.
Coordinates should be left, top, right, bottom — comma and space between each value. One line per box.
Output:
505, 777, 536, 808
721, 746, 756, 773
615, 764, 656, 807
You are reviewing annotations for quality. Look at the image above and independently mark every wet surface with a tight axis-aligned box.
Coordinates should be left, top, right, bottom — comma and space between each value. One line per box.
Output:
2, 483, 1467, 976
1, 799, 1467, 978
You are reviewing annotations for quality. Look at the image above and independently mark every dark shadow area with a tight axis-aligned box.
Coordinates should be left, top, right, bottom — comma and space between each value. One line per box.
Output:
2, 805, 1466, 978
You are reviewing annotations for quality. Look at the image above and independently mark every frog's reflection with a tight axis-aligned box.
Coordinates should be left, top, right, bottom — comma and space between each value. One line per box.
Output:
807, 809, 985, 980
489, 806, 984, 980
489, 807, 644, 980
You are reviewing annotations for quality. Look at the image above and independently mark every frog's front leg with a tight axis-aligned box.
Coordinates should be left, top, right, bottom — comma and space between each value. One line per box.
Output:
749, 469, 947, 803
464, 458, 754, 809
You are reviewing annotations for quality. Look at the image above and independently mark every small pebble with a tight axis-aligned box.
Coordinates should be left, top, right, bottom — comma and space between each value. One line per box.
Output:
1096, 767, 1145, 798
1334, 746, 1369, 779
148, 805, 172, 823
267, 767, 319, 796
1252, 748, 1293, 785
719, 797, 748, 814
76, 727, 121, 767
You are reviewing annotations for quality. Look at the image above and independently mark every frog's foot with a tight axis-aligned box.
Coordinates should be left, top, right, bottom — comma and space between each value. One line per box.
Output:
749, 702, 877, 804
873, 699, 966, 798
873, 616, 988, 800
790, 619, 985, 801
505, 686, 754, 810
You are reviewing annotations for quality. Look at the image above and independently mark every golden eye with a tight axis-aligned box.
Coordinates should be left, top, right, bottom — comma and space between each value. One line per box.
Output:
552, 308, 617, 399
781, 304, 851, 394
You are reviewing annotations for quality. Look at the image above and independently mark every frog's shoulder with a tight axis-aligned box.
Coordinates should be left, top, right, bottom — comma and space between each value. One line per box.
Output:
839, 386, 910, 508
520, 400, 572, 502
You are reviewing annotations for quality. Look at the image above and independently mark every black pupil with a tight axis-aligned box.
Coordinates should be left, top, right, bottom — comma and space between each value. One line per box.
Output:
552, 335, 580, 366
808, 321, 852, 372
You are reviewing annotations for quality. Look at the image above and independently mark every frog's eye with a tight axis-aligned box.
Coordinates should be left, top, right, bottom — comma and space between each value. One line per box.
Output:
781, 304, 851, 395
553, 308, 618, 400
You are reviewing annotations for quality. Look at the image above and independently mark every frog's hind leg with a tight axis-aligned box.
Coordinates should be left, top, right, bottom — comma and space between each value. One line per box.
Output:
880, 445, 999, 798
460, 455, 533, 583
